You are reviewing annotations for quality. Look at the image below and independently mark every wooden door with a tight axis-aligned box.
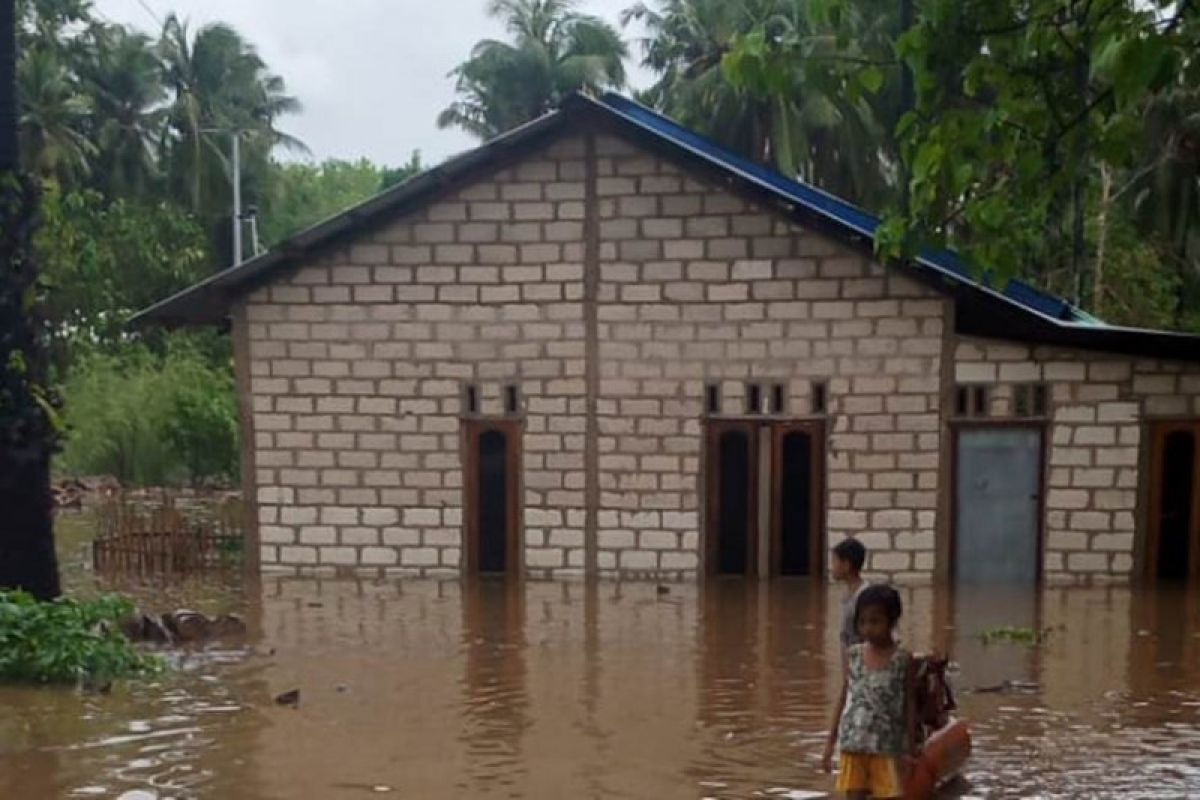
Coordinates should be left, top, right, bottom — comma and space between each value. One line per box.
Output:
463, 419, 522, 576
1146, 421, 1200, 582
704, 419, 760, 577
770, 421, 824, 577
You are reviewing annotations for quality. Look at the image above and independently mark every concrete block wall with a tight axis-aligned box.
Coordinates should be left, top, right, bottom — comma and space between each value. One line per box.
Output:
240, 121, 1200, 584
240, 127, 951, 580
591, 136, 948, 581
954, 337, 1200, 584
245, 136, 590, 576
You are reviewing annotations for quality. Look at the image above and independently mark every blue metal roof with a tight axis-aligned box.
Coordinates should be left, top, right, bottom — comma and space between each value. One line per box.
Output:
596, 92, 1089, 325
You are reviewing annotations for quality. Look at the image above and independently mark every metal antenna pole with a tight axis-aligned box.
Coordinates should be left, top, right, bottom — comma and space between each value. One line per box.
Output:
231, 131, 242, 266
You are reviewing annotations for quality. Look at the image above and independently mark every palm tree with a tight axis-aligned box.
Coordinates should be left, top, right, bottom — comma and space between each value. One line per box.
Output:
625, 0, 897, 206
158, 14, 303, 216
17, 47, 93, 181
79, 24, 166, 197
439, 0, 627, 140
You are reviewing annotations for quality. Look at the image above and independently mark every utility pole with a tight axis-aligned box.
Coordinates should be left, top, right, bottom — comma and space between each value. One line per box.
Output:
201, 127, 245, 267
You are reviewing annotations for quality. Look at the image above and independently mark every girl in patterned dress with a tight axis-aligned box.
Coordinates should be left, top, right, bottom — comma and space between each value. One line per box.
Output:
821, 584, 918, 799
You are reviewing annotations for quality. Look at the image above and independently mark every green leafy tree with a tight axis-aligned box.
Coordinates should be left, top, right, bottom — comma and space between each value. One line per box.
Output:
380, 150, 424, 190
878, 0, 1199, 324
58, 339, 238, 486
625, 0, 769, 159
35, 183, 210, 369
717, 0, 903, 201
260, 155, 422, 245
440, 0, 627, 139
626, 0, 897, 203
1127, 82, 1200, 323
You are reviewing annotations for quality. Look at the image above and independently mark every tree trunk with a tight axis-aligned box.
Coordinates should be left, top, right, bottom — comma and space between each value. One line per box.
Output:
0, 0, 16, 172
0, 0, 61, 600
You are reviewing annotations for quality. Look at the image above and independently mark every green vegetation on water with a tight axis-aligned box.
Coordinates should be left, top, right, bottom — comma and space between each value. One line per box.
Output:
0, 590, 162, 685
979, 626, 1051, 646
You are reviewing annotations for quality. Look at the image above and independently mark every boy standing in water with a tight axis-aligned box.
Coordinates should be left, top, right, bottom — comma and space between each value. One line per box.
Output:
822, 584, 918, 799
831, 538, 869, 651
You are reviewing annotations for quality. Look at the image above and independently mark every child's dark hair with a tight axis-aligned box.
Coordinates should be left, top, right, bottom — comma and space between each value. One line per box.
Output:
855, 584, 902, 626
832, 537, 866, 572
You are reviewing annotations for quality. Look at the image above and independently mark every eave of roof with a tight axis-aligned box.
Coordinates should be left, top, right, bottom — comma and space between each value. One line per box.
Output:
131, 91, 1200, 363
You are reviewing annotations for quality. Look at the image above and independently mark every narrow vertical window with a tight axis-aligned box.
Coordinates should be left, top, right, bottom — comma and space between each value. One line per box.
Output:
812, 381, 828, 415
464, 383, 479, 415
706, 382, 721, 415
504, 383, 521, 415
746, 383, 763, 415
1013, 384, 1031, 418
771, 383, 786, 415
972, 385, 988, 417
1032, 383, 1049, 417
955, 386, 969, 417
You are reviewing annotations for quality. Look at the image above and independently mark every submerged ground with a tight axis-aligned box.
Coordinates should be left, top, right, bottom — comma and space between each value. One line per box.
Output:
1, 520, 1198, 798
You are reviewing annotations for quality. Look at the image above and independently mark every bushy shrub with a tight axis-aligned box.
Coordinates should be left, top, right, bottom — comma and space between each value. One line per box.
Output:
0, 591, 162, 684
57, 335, 239, 486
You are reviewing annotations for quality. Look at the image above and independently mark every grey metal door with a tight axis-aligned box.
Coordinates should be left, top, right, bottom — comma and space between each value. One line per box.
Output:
955, 427, 1043, 584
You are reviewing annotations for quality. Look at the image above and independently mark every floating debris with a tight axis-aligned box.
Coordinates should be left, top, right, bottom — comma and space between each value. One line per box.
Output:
971, 680, 1041, 695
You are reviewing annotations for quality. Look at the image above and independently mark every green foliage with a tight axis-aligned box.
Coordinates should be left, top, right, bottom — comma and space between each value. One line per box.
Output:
715, 0, 902, 201
625, 0, 1199, 330
57, 337, 238, 487
14, 0, 305, 258
380, 151, 425, 191
260, 154, 422, 245
0, 590, 162, 684
440, 0, 627, 140
879, 0, 1200, 330
157, 13, 305, 227
36, 183, 210, 368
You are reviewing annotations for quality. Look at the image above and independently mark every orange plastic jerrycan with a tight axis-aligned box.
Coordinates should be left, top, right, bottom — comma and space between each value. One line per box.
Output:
903, 718, 971, 800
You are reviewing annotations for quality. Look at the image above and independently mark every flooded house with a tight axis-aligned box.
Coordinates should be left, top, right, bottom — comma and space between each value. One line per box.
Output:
137, 93, 1200, 586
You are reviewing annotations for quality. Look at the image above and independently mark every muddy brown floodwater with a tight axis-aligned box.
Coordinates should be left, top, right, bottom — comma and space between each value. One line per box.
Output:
1, 573, 1199, 799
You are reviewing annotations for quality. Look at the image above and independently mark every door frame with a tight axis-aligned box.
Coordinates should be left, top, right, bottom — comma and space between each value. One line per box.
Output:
462, 417, 523, 576
769, 420, 826, 578
950, 420, 1048, 584
703, 418, 761, 577
1144, 419, 1200, 583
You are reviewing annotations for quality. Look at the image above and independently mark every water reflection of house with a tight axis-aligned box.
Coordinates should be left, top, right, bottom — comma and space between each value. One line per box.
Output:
459, 579, 529, 793
136, 94, 1200, 587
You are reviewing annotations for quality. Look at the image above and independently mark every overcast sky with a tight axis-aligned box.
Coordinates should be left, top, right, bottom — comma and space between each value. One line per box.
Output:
94, 0, 654, 168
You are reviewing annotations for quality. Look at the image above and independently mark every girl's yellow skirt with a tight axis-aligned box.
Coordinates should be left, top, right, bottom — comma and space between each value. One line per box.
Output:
836, 752, 904, 798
